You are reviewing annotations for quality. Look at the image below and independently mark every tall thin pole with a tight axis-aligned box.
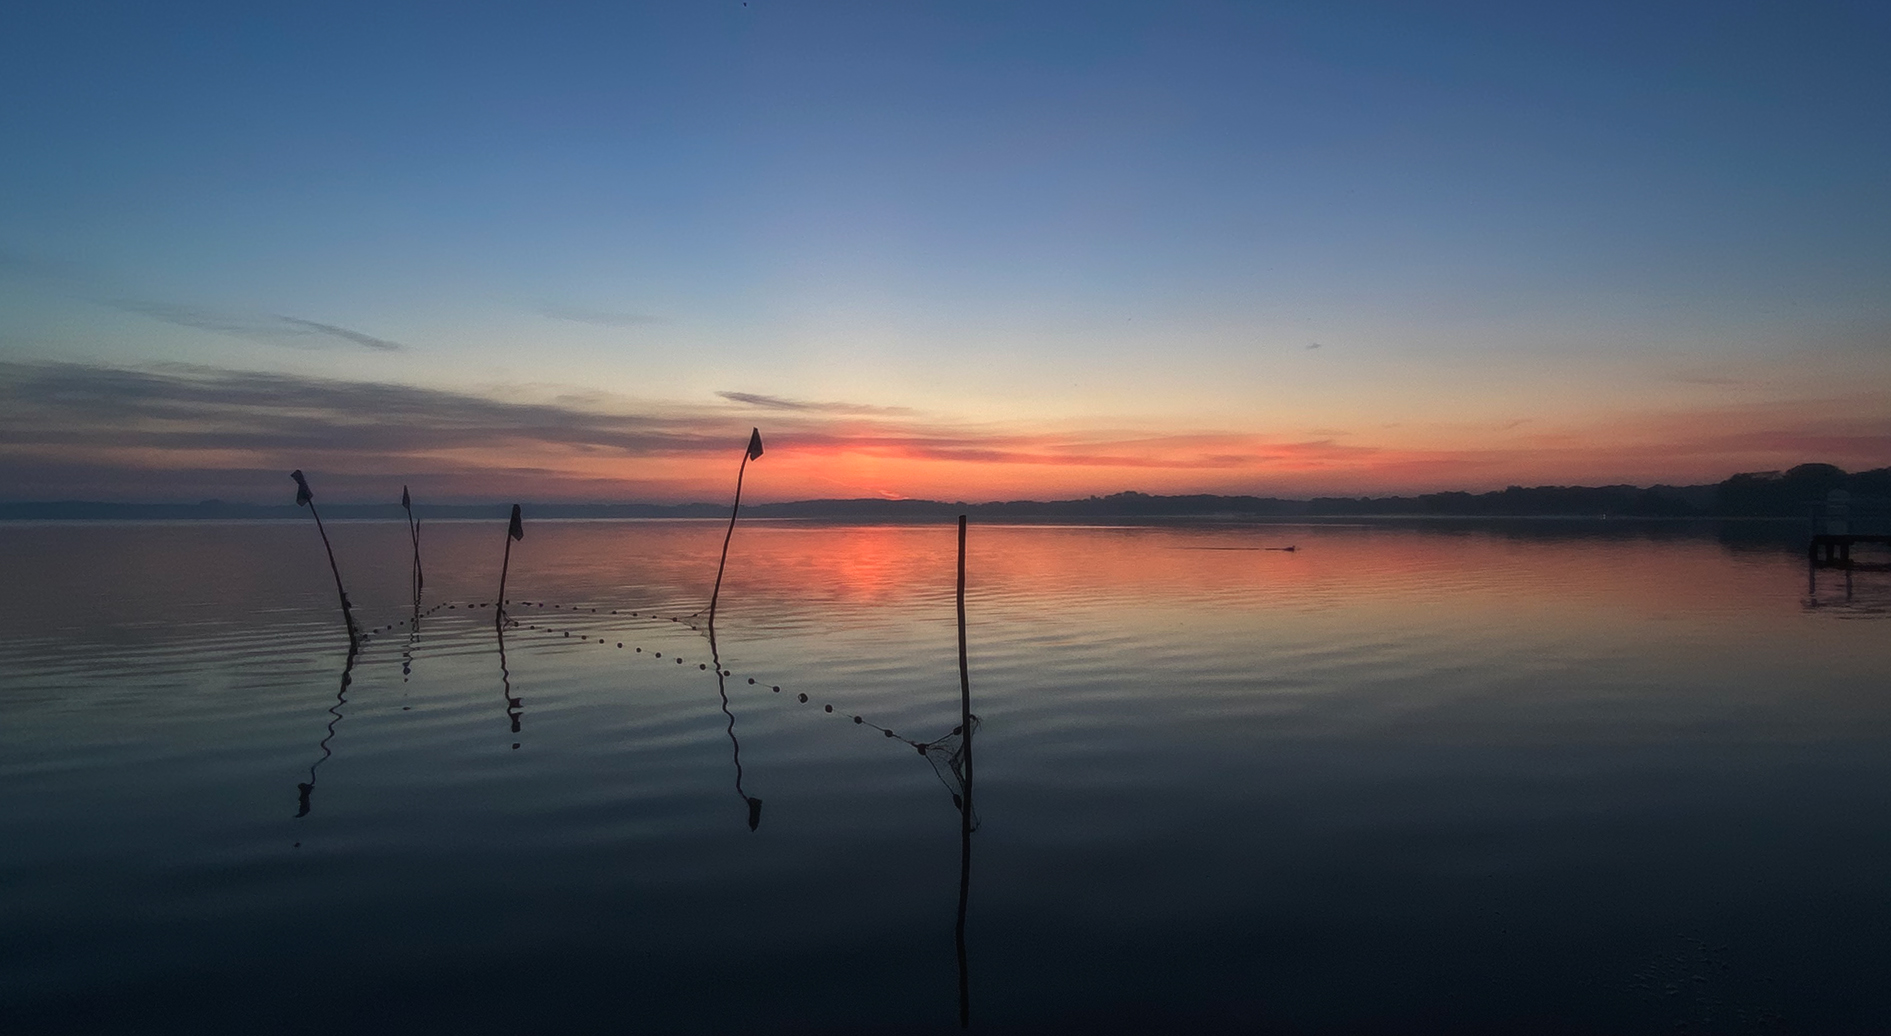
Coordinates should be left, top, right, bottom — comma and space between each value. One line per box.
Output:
498, 535, 512, 624
957, 514, 973, 792
291, 470, 357, 650
955, 513, 973, 1029
402, 484, 423, 601
708, 428, 763, 629
497, 504, 522, 627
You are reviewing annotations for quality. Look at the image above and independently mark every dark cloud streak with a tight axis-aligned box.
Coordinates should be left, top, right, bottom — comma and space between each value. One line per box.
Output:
104, 299, 405, 351
0, 362, 725, 457
0, 247, 404, 351
275, 316, 404, 352
107, 299, 285, 337
537, 303, 664, 328
716, 390, 912, 415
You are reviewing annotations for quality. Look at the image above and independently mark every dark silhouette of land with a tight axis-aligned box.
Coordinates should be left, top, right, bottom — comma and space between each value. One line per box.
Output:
7, 463, 1886, 522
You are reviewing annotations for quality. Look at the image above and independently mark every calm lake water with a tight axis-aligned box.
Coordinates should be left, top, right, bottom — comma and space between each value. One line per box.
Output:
2, 518, 1887, 1034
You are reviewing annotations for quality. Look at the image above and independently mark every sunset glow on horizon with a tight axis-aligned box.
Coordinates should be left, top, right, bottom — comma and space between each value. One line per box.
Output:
2, 2, 1886, 504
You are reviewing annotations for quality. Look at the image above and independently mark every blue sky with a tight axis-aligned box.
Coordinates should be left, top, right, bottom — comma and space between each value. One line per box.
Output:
2, 1, 1887, 501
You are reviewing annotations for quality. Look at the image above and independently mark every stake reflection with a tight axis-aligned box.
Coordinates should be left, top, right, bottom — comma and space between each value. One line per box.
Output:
498, 622, 522, 747
707, 625, 762, 831
295, 644, 357, 818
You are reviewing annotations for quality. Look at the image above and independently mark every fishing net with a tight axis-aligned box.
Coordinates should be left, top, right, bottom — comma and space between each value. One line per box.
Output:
914, 715, 979, 829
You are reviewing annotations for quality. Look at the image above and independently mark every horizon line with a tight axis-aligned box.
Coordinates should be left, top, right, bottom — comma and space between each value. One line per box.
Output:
4, 459, 1884, 512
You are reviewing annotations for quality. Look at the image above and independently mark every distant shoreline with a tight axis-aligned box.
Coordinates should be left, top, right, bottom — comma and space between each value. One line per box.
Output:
0, 511, 1815, 524
5, 462, 1884, 523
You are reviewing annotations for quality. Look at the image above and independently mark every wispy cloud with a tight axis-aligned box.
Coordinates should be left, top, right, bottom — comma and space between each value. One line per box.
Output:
275, 316, 404, 352
1, 246, 404, 351
716, 391, 913, 415
537, 303, 665, 328
0, 362, 722, 456
0, 361, 740, 502
106, 301, 405, 351
109, 299, 289, 338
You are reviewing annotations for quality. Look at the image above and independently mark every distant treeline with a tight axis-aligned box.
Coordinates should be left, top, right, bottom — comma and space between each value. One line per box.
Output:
4, 463, 1886, 522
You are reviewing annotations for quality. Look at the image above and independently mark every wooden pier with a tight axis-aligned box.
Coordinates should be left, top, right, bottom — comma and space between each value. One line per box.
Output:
1808, 534, 1891, 571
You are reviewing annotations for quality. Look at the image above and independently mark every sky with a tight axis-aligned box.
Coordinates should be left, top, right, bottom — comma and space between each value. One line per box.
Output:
2, 0, 1887, 503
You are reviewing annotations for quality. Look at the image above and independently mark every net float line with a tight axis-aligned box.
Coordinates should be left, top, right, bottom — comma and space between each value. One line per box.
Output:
352, 597, 967, 760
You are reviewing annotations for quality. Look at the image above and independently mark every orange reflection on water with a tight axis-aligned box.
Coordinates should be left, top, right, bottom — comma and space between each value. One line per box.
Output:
3, 518, 1827, 655
480, 520, 1811, 644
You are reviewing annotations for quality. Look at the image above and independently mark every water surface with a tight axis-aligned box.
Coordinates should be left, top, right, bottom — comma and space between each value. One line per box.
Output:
2, 519, 1887, 1033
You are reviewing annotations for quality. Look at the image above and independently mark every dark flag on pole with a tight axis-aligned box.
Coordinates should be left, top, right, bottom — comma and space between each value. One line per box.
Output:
292, 469, 313, 507
747, 428, 764, 461
497, 504, 524, 626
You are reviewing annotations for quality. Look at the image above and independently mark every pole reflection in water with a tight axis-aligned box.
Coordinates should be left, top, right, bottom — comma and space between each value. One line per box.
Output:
295, 644, 358, 818
402, 595, 423, 675
400, 613, 420, 682
955, 723, 974, 1030
497, 623, 522, 749
707, 626, 762, 831
875, 667, 979, 1027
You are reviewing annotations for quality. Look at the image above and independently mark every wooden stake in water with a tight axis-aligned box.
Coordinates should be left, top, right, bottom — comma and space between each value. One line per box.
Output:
706, 428, 764, 629
955, 513, 974, 1029
497, 504, 523, 627
290, 470, 358, 649
401, 484, 423, 602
